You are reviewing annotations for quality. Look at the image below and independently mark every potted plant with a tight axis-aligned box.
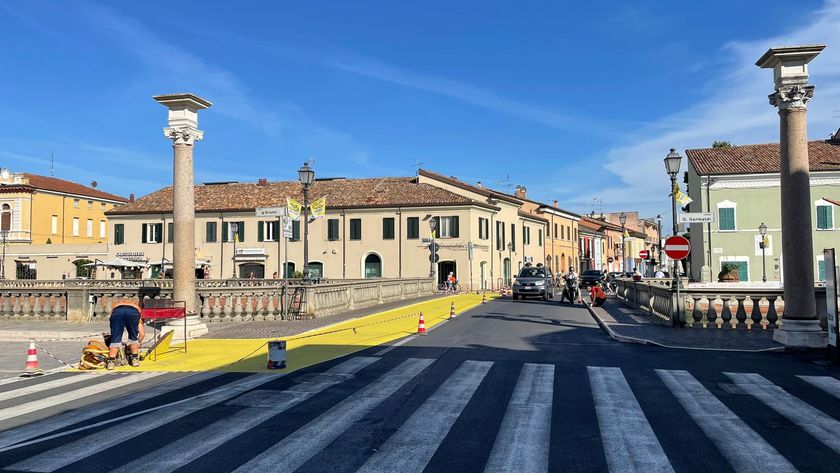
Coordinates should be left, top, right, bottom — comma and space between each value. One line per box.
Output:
718, 263, 740, 282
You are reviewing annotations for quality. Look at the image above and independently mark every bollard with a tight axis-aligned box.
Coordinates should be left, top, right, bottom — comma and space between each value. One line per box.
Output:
450, 302, 456, 319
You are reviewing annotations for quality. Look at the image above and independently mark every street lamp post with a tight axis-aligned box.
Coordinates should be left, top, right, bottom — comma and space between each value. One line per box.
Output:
230, 222, 239, 279
759, 222, 768, 283
298, 162, 315, 282
429, 217, 438, 280
664, 148, 683, 326
619, 212, 627, 273
656, 214, 662, 273
507, 242, 514, 286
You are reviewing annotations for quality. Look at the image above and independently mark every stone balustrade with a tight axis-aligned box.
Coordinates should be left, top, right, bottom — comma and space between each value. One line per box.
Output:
614, 278, 829, 330
0, 277, 435, 322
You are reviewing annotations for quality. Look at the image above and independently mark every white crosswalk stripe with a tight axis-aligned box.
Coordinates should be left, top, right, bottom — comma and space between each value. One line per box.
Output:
0, 373, 107, 402
114, 356, 380, 473
726, 372, 840, 455
0, 372, 165, 423
356, 360, 493, 473
798, 375, 840, 399
233, 358, 435, 473
484, 363, 554, 473
588, 366, 674, 473
657, 369, 797, 473
0, 371, 221, 450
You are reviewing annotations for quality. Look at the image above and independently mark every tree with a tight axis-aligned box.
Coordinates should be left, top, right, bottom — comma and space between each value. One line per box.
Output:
712, 140, 732, 148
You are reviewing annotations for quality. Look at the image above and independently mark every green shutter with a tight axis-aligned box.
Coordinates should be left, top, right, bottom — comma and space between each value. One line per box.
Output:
167, 223, 174, 243
222, 222, 228, 242
719, 208, 735, 231
510, 223, 515, 248
292, 220, 300, 241
141, 223, 147, 243
237, 221, 245, 242
817, 205, 832, 230
451, 216, 459, 238
819, 260, 826, 281
538, 229, 543, 246
258, 221, 264, 242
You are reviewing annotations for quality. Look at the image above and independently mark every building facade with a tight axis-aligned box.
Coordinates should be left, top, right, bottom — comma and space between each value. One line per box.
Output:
686, 139, 840, 283
510, 186, 580, 278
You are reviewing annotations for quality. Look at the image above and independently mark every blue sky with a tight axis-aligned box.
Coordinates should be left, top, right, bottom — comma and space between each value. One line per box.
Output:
2, 0, 840, 217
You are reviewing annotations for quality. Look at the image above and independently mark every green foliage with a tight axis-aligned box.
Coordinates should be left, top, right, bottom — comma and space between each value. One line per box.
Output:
45, 238, 52, 244
291, 271, 304, 279
717, 263, 740, 282
712, 140, 732, 148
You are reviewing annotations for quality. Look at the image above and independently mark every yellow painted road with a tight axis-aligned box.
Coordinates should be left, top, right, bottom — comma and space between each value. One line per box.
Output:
111, 293, 494, 373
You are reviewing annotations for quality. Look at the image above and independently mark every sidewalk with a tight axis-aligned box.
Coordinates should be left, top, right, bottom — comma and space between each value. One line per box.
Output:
588, 296, 785, 352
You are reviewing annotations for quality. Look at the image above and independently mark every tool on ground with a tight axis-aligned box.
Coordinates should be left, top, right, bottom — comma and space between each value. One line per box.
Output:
449, 302, 456, 319
267, 340, 287, 369
417, 312, 426, 335
21, 338, 44, 377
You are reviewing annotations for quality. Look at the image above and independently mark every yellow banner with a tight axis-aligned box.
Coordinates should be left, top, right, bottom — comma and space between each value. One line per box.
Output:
286, 197, 302, 220
673, 184, 693, 206
310, 197, 326, 219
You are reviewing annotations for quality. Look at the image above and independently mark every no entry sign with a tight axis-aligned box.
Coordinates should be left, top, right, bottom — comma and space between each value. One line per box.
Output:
664, 236, 691, 260
639, 250, 649, 259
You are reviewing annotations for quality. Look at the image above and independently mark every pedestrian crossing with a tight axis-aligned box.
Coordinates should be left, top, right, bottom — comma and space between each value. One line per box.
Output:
0, 357, 839, 472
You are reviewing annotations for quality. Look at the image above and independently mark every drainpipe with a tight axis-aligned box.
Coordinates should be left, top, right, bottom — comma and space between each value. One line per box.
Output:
341, 210, 346, 278
397, 207, 402, 278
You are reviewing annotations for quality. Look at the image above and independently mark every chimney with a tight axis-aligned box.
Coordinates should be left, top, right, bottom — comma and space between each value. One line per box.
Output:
129, 193, 135, 203
553, 200, 558, 208
257, 178, 268, 186
515, 185, 527, 199
476, 181, 483, 188
832, 128, 840, 142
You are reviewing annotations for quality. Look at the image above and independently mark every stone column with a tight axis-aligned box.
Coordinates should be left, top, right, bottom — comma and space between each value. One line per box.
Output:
757, 45, 827, 348
154, 93, 212, 340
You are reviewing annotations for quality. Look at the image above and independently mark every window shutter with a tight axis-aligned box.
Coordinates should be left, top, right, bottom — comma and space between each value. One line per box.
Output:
141, 223, 147, 243
272, 221, 280, 239
154, 224, 163, 242
237, 221, 245, 242
292, 220, 301, 241
511, 223, 515, 248
167, 223, 174, 243
258, 221, 264, 242
222, 222, 229, 242
451, 216, 459, 238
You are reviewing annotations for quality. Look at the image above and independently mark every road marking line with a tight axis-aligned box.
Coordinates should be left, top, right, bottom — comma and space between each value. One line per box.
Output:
798, 375, 840, 399
657, 370, 797, 473
6, 357, 377, 473
588, 366, 674, 473
374, 335, 417, 356
0, 372, 221, 450
115, 356, 381, 473
233, 358, 436, 473
0, 373, 107, 402
356, 360, 493, 473
484, 363, 554, 473
727, 372, 840, 455
0, 372, 164, 423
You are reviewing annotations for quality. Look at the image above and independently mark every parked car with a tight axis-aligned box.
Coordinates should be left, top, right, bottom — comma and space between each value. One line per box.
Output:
512, 266, 555, 301
579, 270, 604, 289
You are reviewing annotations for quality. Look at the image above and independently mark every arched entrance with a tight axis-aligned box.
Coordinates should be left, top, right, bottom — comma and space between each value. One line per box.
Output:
364, 253, 382, 278
283, 262, 296, 278
308, 261, 324, 279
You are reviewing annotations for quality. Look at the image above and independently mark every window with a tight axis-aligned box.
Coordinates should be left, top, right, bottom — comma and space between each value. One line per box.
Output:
142, 223, 163, 243
718, 208, 735, 231
101, 203, 106, 211
382, 218, 395, 239
72, 217, 79, 236
523, 226, 530, 245
538, 229, 543, 247
510, 223, 516, 248
434, 216, 459, 238
478, 217, 490, 240
291, 220, 301, 241
87, 201, 93, 210
328, 218, 340, 241
258, 221, 280, 241
350, 218, 362, 240
206, 222, 217, 243
51, 215, 58, 235
566, 225, 571, 240
817, 204, 834, 230
167, 222, 174, 243
86, 219, 93, 237
114, 224, 124, 245
222, 221, 245, 242
73, 199, 79, 209
406, 217, 419, 239
496, 221, 505, 250
99, 220, 106, 238
556, 224, 560, 239
818, 259, 826, 281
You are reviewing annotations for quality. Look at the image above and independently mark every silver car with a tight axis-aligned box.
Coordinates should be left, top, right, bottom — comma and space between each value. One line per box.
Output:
512, 266, 555, 301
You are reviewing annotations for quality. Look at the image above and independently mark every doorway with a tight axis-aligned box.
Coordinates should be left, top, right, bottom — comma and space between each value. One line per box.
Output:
239, 263, 265, 279
438, 260, 456, 285
364, 254, 382, 278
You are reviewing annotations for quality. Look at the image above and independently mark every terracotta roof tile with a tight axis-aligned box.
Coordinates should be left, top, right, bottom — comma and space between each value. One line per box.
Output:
418, 169, 522, 204
20, 174, 128, 202
686, 140, 840, 176
107, 176, 497, 215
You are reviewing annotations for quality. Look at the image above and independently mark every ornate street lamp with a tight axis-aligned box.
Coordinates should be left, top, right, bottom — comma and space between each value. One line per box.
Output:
619, 212, 627, 272
230, 222, 239, 278
507, 241, 514, 286
656, 214, 662, 272
759, 222, 768, 282
664, 148, 683, 326
298, 162, 315, 282
429, 217, 438, 279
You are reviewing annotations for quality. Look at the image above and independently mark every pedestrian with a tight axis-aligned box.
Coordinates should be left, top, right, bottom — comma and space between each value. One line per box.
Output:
272, 271, 278, 279
655, 267, 666, 278
632, 267, 642, 282
107, 297, 142, 369
589, 284, 607, 307
446, 272, 456, 292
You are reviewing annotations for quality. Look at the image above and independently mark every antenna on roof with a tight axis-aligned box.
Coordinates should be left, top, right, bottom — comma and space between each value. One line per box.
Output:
592, 197, 603, 216
410, 158, 423, 176
495, 174, 512, 193
50, 151, 54, 177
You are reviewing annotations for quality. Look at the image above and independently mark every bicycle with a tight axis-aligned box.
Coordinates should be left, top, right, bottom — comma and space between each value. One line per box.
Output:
438, 281, 461, 293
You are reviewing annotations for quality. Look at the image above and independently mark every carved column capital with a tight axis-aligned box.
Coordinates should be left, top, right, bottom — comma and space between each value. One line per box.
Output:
769, 84, 815, 111
163, 127, 204, 145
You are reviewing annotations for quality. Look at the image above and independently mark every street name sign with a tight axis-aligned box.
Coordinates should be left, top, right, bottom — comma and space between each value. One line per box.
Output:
256, 207, 286, 218
664, 236, 691, 260
639, 250, 649, 259
283, 217, 293, 239
679, 212, 714, 224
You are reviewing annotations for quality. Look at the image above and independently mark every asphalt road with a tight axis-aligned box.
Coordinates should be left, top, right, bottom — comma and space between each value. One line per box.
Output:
0, 297, 839, 472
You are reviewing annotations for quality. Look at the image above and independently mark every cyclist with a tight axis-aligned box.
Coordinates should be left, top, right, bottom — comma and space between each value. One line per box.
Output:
446, 272, 457, 292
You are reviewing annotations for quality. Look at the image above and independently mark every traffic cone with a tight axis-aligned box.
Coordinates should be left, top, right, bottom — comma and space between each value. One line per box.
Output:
482, 293, 487, 304
21, 338, 44, 377
417, 312, 426, 335
449, 302, 456, 319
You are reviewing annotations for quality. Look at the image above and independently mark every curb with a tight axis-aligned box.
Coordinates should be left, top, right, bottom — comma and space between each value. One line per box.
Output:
585, 302, 786, 353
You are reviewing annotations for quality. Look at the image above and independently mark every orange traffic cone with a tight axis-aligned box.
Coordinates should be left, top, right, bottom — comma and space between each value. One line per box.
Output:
417, 312, 426, 335
482, 293, 487, 304
21, 338, 44, 377
449, 302, 456, 319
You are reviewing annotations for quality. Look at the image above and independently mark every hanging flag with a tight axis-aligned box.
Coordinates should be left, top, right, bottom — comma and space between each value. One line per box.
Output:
672, 184, 694, 206
623, 229, 630, 238
286, 197, 302, 220
309, 196, 326, 219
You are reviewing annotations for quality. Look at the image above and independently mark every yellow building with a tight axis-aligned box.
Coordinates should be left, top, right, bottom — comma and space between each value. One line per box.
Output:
0, 169, 127, 245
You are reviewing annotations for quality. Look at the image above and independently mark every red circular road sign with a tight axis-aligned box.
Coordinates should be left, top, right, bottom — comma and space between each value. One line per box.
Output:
664, 236, 691, 260
639, 250, 649, 259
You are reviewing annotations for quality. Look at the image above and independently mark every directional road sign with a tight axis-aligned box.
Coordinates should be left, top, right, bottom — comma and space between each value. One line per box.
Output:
639, 250, 649, 259
664, 236, 691, 260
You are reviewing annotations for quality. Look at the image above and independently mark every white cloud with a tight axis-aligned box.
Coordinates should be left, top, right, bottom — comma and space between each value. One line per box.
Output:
594, 0, 840, 216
